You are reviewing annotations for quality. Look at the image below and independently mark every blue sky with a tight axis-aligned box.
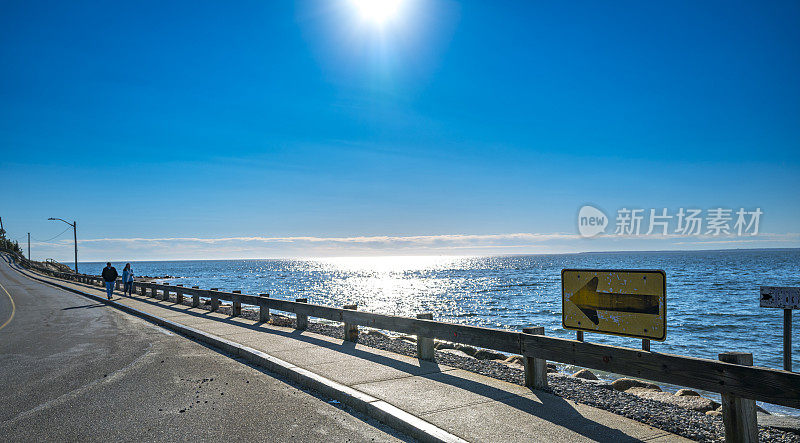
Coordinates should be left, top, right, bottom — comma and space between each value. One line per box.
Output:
2, 0, 799, 261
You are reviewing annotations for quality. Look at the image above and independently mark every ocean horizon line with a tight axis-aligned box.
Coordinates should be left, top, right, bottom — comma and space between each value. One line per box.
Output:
72, 246, 800, 264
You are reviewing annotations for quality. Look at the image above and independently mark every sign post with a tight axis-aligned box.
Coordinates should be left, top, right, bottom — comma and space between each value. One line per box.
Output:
562, 269, 667, 342
760, 286, 799, 372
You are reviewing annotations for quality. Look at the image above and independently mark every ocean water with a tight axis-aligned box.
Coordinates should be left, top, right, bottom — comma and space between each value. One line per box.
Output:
84, 249, 799, 414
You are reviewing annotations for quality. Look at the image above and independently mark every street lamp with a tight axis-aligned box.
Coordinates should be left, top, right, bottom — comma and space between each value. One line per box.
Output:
47, 218, 78, 274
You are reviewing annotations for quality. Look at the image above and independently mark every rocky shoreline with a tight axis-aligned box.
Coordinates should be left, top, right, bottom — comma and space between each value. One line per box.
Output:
170, 297, 798, 442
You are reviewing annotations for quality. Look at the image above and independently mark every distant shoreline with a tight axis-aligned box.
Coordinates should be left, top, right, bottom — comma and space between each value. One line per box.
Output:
576, 247, 800, 254
72, 246, 800, 264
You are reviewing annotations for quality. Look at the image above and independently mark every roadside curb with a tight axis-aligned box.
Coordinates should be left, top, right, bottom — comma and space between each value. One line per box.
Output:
5, 258, 467, 443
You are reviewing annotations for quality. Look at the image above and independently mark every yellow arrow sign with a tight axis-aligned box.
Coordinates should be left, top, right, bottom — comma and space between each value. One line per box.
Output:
562, 269, 666, 341
569, 276, 660, 325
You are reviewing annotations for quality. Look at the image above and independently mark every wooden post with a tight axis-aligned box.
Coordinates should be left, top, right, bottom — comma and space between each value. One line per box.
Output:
258, 294, 270, 322
209, 288, 220, 311
295, 298, 308, 330
191, 286, 200, 308
576, 331, 584, 342
719, 352, 758, 443
759, 286, 798, 372
232, 290, 242, 316
416, 313, 434, 360
176, 284, 184, 303
785, 309, 792, 372
343, 304, 358, 342
162, 283, 170, 301
642, 339, 650, 351
523, 327, 548, 389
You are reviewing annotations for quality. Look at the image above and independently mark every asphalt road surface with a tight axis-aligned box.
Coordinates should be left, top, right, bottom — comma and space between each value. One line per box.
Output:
0, 257, 409, 442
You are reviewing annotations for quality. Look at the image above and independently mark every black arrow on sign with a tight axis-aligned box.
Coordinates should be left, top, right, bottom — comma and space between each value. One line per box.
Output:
569, 277, 659, 325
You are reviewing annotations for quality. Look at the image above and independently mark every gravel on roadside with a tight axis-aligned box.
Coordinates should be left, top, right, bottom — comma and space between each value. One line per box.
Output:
167, 297, 799, 443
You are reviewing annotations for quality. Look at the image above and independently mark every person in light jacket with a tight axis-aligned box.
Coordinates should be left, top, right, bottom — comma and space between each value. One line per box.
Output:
101, 262, 118, 300
122, 263, 134, 297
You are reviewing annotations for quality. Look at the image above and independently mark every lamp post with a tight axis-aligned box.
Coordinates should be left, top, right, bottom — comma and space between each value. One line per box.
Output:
47, 218, 78, 273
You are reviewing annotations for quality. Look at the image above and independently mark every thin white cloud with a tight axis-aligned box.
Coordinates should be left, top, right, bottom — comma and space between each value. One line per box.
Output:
72, 232, 580, 245
29, 231, 800, 261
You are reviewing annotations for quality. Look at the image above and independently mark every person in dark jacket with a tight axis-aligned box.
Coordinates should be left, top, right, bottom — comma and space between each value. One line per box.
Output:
101, 262, 118, 300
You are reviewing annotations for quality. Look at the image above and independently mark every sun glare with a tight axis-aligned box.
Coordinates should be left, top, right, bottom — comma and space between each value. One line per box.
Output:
351, 0, 404, 26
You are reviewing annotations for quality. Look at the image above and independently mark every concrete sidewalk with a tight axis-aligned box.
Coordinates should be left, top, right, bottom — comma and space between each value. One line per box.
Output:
16, 264, 688, 442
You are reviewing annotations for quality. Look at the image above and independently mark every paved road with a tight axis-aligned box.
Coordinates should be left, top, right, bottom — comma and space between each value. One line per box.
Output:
0, 257, 409, 442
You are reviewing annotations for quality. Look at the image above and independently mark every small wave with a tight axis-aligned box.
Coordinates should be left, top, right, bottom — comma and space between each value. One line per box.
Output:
474, 282, 542, 293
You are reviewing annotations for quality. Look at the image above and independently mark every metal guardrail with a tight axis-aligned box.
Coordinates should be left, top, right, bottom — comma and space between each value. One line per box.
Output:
11, 254, 799, 441
20, 261, 798, 409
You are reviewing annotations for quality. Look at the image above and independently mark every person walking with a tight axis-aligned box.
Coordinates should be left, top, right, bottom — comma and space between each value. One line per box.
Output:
101, 262, 118, 300
122, 263, 134, 297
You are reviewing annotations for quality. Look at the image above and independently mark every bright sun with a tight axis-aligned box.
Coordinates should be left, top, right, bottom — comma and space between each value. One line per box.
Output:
351, 0, 404, 25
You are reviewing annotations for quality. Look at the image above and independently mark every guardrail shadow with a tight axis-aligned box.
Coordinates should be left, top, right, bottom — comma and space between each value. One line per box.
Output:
103, 291, 645, 441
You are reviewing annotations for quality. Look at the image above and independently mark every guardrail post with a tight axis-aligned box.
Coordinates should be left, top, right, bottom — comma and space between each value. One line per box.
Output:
523, 327, 548, 390
192, 286, 200, 307
785, 309, 793, 372
295, 298, 308, 330
210, 288, 220, 311
176, 284, 184, 303
232, 290, 242, 316
343, 304, 358, 342
162, 283, 170, 301
719, 352, 758, 443
258, 294, 270, 322
416, 313, 434, 360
